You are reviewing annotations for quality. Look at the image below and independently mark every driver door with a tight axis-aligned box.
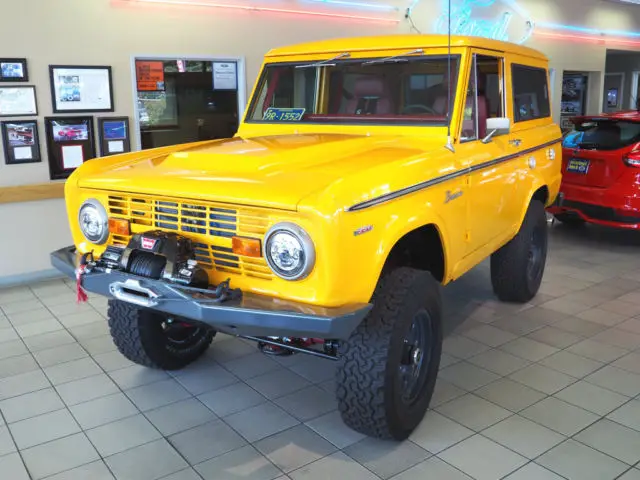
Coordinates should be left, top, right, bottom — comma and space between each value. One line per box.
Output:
455, 53, 516, 257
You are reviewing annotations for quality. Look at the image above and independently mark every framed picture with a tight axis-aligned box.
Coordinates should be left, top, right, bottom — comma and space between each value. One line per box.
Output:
0, 58, 28, 82
44, 116, 95, 180
1, 120, 41, 164
98, 116, 131, 156
49, 65, 114, 113
0, 86, 38, 117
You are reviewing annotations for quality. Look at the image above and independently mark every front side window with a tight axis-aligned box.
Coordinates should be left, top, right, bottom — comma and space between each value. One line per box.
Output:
461, 55, 505, 142
248, 56, 460, 125
512, 64, 550, 122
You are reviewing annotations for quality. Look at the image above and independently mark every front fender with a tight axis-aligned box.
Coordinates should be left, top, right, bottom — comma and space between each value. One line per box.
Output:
335, 200, 451, 305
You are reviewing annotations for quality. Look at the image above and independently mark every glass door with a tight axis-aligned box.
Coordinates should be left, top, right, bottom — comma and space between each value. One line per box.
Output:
560, 72, 589, 134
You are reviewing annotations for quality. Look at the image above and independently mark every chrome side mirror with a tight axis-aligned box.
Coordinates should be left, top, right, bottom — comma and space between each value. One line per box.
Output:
482, 117, 511, 144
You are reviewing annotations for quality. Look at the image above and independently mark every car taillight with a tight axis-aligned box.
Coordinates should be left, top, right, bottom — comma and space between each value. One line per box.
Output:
623, 151, 640, 167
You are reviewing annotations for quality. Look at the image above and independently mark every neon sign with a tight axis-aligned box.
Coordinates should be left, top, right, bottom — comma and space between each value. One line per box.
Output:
305, 0, 398, 10
120, 0, 400, 22
432, 0, 534, 44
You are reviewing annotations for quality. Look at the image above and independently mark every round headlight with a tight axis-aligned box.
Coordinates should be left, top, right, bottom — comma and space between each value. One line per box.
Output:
264, 223, 315, 280
78, 199, 109, 244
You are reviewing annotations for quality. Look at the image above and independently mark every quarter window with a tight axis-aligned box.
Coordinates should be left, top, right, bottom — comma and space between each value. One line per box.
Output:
511, 64, 551, 122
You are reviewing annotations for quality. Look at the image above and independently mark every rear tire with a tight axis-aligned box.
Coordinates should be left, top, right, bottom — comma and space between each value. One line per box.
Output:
107, 300, 214, 370
336, 267, 443, 440
491, 200, 548, 303
553, 212, 586, 227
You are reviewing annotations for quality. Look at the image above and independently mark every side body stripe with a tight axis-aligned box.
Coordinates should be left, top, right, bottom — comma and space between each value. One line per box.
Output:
346, 138, 561, 212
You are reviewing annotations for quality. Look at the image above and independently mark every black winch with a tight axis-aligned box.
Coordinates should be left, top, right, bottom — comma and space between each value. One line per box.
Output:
97, 231, 210, 289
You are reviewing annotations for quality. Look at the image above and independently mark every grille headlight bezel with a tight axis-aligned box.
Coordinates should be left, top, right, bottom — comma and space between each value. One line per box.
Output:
263, 222, 315, 281
78, 198, 109, 245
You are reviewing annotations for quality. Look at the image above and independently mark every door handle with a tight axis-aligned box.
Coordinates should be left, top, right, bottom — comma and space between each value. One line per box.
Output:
509, 139, 522, 147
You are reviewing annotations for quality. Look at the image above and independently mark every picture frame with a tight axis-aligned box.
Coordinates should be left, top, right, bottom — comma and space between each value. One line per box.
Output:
98, 116, 131, 156
49, 65, 114, 113
0, 86, 38, 117
44, 116, 95, 180
1, 120, 41, 165
0, 58, 28, 82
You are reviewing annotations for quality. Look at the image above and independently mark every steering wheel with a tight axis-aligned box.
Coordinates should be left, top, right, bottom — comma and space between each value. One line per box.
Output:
401, 104, 438, 115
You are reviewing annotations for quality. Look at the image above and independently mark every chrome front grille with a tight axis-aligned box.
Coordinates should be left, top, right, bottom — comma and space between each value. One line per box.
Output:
106, 194, 272, 280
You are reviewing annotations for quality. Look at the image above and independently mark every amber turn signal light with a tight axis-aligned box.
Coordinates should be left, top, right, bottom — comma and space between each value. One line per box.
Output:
232, 236, 261, 257
108, 218, 131, 236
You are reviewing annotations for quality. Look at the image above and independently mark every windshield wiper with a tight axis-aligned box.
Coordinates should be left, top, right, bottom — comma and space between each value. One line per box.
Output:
296, 52, 350, 69
361, 49, 424, 66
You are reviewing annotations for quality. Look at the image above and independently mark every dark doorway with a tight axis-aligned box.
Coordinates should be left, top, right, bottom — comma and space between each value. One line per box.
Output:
560, 72, 589, 133
135, 59, 242, 150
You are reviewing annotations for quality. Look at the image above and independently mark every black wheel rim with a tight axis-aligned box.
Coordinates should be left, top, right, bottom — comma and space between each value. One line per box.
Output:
162, 320, 205, 351
399, 310, 432, 405
527, 225, 545, 282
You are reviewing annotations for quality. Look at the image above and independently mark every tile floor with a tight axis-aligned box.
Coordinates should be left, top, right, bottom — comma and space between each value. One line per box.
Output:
1, 222, 640, 480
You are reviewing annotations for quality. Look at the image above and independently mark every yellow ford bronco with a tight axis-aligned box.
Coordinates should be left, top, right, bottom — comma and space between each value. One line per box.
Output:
52, 35, 562, 440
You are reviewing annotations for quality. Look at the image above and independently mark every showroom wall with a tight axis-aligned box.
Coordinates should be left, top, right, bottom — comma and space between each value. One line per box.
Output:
605, 51, 640, 110
1, 0, 640, 282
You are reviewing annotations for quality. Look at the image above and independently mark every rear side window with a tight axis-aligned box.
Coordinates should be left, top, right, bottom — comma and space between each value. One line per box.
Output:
511, 65, 550, 122
563, 120, 640, 151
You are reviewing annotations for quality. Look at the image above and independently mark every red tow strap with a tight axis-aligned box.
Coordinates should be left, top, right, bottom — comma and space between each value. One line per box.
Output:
76, 264, 88, 304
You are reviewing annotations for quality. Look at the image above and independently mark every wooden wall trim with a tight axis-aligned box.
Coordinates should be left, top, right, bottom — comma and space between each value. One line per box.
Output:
0, 182, 65, 205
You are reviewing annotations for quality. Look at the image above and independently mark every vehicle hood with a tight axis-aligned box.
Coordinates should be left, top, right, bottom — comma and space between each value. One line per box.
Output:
77, 134, 436, 210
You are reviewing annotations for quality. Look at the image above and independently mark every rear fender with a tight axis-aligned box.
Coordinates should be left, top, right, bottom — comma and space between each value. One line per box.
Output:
516, 182, 549, 230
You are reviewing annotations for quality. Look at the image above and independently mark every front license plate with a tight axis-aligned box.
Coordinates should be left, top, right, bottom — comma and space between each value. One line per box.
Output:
263, 107, 306, 122
566, 158, 590, 174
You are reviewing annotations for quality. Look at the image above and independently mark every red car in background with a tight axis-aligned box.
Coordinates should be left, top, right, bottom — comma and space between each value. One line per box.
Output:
548, 110, 640, 229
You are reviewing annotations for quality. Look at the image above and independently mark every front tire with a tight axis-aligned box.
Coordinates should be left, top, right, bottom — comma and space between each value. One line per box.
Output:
336, 267, 443, 440
107, 300, 214, 370
491, 199, 548, 303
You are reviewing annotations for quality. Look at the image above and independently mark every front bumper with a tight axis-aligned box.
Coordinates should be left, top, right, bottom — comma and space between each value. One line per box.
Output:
51, 246, 371, 340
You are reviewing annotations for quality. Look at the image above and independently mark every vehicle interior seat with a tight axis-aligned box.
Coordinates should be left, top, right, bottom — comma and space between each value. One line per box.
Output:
346, 77, 394, 115
432, 73, 488, 138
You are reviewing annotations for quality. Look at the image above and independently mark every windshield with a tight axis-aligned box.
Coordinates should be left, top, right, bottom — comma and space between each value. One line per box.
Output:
247, 55, 460, 125
563, 119, 640, 151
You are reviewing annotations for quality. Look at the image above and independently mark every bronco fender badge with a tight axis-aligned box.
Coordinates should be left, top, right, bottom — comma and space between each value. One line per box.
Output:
354, 225, 373, 236
445, 190, 463, 204
141, 237, 157, 250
